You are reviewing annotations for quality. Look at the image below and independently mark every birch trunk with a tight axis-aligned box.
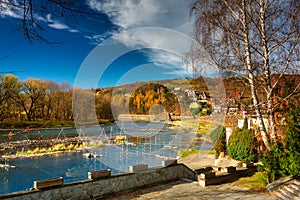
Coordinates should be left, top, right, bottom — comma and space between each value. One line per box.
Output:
259, 0, 276, 140
242, 0, 271, 150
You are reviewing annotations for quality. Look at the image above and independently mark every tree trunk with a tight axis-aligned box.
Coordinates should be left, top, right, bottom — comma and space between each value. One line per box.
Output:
259, 0, 276, 140
242, 0, 270, 150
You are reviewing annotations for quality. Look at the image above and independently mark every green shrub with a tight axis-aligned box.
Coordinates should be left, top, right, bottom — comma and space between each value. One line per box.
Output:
260, 142, 289, 182
210, 126, 226, 145
228, 125, 258, 162
214, 138, 225, 153
260, 104, 300, 182
210, 126, 226, 155
284, 104, 300, 175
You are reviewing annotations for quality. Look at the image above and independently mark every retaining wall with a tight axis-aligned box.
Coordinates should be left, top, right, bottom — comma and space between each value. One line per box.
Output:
0, 164, 196, 200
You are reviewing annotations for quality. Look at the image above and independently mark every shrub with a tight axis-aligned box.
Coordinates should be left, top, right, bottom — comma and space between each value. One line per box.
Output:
210, 126, 226, 145
260, 142, 289, 182
260, 104, 300, 182
214, 138, 225, 153
228, 124, 258, 162
284, 104, 300, 175
210, 126, 226, 156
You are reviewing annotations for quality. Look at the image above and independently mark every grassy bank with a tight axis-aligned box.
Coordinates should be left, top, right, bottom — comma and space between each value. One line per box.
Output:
178, 149, 215, 158
0, 120, 75, 129
235, 172, 268, 190
0, 119, 115, 129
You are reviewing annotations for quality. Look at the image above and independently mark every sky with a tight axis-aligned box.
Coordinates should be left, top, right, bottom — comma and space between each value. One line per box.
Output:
0, 0, 197, 88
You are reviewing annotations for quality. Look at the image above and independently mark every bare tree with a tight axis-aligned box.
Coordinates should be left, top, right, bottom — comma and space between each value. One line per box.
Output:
0, 0, 106, 43
189, 0, 300, 150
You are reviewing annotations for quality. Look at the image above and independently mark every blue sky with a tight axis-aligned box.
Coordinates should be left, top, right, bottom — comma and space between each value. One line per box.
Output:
0, 0, 195, 88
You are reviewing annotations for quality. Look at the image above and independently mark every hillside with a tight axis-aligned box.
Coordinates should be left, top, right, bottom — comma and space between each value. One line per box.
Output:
94, 74, 300, 122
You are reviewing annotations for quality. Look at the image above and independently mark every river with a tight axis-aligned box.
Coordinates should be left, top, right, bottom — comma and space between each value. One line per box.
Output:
0, 121, 213, 194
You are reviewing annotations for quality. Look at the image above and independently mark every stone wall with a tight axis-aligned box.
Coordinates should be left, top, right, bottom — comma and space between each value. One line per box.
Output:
0, 164, 196, 200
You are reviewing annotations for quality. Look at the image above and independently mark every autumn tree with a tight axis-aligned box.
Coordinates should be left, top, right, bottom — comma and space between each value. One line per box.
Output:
189, 0, 300, 149
0, 74, 74, 123
42, 80, 60, 120
14, 78, 47, 121
0, 74, 21, 121
59, 82, 73, 120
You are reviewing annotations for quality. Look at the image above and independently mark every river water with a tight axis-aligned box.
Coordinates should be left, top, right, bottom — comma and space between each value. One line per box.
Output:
0, 122, 213, 194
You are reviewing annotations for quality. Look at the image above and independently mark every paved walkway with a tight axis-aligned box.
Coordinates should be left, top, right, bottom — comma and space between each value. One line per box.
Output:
106, 180, 276, 200
104, 153, 277, 200
177, 153, 215, 170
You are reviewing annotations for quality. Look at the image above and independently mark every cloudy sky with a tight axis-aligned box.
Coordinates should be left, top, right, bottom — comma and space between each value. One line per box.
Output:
0, 0, 195, 88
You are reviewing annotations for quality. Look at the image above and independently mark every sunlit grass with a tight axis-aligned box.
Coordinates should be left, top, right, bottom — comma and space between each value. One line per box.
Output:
178, 149, 215, 158
235, 172, 268, 190
16, 143, 84, 155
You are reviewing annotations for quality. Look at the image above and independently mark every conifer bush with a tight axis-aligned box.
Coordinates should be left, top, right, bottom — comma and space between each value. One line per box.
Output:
210, 126, 226, 145
260, 104, 300, 182
228, 120, 258, 162
210, 126, 226, 157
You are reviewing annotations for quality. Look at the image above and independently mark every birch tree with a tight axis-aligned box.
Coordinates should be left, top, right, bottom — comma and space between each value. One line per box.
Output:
189, 0, 300, 150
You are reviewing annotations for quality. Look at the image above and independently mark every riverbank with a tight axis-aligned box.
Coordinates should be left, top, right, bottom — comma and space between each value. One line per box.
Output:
0, 136, 83, 158
0, 119, 114, 130
1, 149, 84, 160
0, 120, 75, 129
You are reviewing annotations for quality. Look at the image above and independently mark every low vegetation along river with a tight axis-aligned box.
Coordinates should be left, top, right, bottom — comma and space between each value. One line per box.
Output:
0, 122, 213, 194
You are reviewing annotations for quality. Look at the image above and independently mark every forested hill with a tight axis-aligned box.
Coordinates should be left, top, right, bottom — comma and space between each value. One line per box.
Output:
0, 74, 298, 128
95, 75, 299, 121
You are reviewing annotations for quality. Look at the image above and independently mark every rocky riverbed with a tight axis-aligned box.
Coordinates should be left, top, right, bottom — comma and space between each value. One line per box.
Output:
0, 137, 83, 159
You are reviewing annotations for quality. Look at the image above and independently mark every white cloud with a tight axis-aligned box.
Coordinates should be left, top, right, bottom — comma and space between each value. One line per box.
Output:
0, 2, 79, 34
0, 0, 22, 18
87, 0, 195, 68
46, 14, 79, 33
48, 22, 69, 30
88, 0, 193, 34
109, 28, 193, 71
69, 29, 80, 33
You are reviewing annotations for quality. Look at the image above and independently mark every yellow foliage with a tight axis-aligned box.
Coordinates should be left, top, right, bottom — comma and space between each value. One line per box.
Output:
66, 143, 75, 149
52, 143, 66, 151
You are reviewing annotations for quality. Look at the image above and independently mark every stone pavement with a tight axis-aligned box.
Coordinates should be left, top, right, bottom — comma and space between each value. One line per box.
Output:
103, 153, 277, 200
105, 180, 277, 200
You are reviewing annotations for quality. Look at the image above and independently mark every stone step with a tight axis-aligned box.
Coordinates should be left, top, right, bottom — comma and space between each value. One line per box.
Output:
285, 184, 300, 197
274, 190, 290, 200
293, 180, 300, 186
289, 183, 300, 195
284, 185, 297, 194
278, 188, 296, 200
